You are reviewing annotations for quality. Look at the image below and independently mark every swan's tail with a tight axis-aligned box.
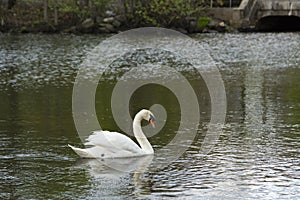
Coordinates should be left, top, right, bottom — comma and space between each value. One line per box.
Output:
68, 144, 91, 158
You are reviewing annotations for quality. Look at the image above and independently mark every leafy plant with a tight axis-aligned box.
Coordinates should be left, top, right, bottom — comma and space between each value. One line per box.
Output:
197, 17, 211, 29
124, 0, 205, 27
56, 0, 113, 20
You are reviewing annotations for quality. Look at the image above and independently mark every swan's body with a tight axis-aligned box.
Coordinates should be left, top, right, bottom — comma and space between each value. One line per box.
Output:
69, 109, 155, 158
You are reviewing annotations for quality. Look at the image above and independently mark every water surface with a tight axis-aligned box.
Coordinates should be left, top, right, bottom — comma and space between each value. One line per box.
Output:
0, 33, 299, 199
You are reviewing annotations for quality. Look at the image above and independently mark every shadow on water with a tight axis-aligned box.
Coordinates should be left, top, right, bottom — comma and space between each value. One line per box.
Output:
256, 16, 300, 32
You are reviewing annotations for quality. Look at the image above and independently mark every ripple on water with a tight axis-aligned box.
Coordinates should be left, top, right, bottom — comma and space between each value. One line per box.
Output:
0, 33, 299, 200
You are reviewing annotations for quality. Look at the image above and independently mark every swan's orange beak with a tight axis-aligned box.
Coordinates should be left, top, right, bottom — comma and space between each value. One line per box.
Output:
149, 118, 155, 128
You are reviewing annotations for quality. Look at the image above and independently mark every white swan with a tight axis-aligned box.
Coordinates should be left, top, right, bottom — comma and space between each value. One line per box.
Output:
68, 109, 155, 158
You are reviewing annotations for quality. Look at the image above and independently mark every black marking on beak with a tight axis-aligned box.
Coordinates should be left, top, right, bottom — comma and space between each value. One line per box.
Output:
149, 114, 155, 122
149, 114, 155, 128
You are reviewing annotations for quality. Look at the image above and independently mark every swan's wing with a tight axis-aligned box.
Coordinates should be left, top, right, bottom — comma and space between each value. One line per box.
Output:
68, 144, 113, 158
85, 131, 142, 154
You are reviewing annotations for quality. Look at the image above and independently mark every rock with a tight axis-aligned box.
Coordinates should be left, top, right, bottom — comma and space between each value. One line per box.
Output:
176, 28, 188, 34
77, 18, 96, 33
98, 27, 111, 33
112, 20, 121, 27
207, 18, 227, 32
96, 16, 103, 24
30, 23, 57, 33
20, 26, 29, 33
208, 18, 221, 27
63, 26, 77, 33
99, 23, 116, 33
115, 15, 126, 23
81, 18, 94, 29
188, 20, 197, 33
103, 17, 114, 23
105, 10, 115, 17
104, 23, 116, 32
216, 22, 226, 32
203, 28, 218, 33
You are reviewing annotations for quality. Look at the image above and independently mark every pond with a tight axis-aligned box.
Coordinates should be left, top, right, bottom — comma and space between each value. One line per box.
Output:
0, 32, 299, 199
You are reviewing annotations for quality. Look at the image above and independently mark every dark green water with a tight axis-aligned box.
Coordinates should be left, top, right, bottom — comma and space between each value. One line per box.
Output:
0, 33, 299, 199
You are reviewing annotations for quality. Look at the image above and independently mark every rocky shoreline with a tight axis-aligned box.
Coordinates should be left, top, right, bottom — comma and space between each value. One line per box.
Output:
0, 9, 237, 34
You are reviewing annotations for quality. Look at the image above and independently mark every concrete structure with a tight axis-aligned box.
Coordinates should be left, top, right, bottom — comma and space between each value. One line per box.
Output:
233, 0, 300, 30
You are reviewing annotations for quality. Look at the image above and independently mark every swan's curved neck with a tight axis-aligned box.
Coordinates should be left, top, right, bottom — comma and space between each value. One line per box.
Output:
133, 112, 154, 154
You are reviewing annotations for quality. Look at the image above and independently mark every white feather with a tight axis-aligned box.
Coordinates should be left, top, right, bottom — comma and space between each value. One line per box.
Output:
85, 131, 142, 154
68, 109, 155, 158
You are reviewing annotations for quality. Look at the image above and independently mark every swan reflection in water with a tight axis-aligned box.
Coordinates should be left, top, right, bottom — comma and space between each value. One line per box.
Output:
75, 155, 154, 197
76, 155, 153, 179
69, 109, 156, 158
70, 109, 157, 197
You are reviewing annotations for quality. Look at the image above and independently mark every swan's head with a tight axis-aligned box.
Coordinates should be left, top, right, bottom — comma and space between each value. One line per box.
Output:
140, 109, 156, 128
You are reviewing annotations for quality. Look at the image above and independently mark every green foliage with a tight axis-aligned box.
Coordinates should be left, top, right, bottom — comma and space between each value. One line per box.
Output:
217, 0, 224, 6
0, 0, 215, 31
124, 0, 205, 27
197, 17, 211, 29
56, 0, 113, 20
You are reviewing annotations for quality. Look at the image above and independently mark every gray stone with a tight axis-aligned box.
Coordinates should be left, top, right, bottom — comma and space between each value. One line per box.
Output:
208, 18, 221, 27
99, 23, 108, 28
115, 15, 126, 23
176, 28, 188, 34
63, 26, 77, 33
98, 27, 111, 33
81, 18, 94, 29
219, 21, 225, 27
189, 20, 197, 32
105, 10, 115, 17
99, 23, 116, 33
103, 23, 116, 32
103, 17, 114, 23
96, 16, 103, 23
112, 20, 121, 27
